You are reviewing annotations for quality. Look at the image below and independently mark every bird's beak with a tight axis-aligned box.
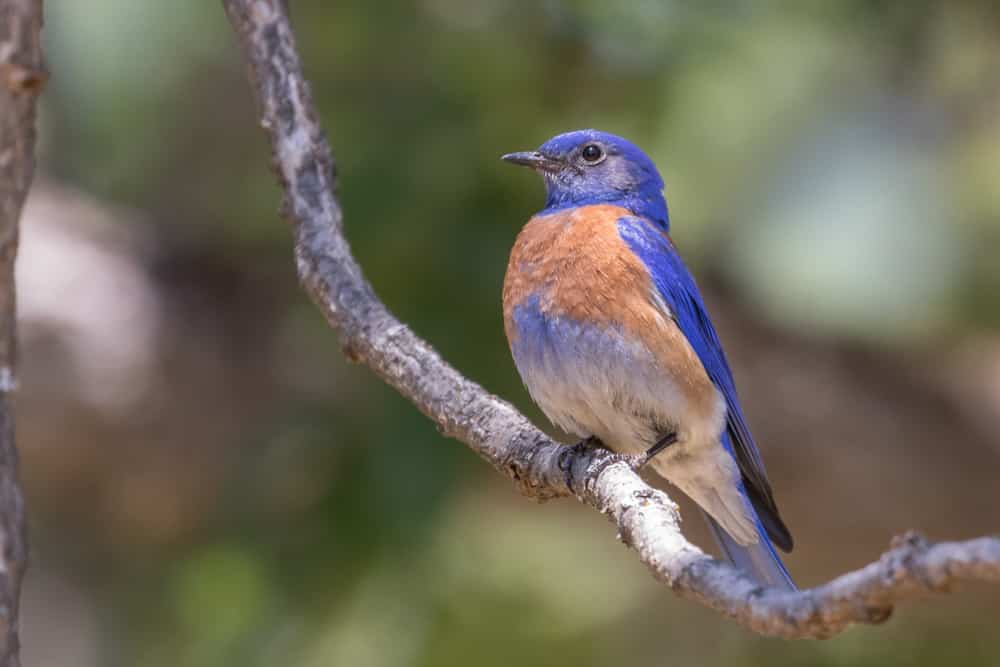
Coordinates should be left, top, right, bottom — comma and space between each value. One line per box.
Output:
501, 151, 562, 173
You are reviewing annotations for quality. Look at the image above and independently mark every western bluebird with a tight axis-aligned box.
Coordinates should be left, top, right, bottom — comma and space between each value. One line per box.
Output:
501, 129, 795, 589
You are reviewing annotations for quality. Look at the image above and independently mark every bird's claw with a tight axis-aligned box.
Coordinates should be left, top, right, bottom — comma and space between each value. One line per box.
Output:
571, 435, 602, 455
623, 432, 678, 471
572, 432, 676, 472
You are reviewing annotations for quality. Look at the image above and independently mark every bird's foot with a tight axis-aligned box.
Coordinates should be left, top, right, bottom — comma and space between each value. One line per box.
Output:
619, 431, 678, 471
571, 432, 677, 472
571, 435, 603, 455
645, 431, 677, 461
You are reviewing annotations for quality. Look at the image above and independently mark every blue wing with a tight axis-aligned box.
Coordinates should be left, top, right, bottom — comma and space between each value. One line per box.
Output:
618, 215, 793, 552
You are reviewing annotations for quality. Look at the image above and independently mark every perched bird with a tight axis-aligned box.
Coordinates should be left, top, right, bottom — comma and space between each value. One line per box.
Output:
501, 129, 795, 589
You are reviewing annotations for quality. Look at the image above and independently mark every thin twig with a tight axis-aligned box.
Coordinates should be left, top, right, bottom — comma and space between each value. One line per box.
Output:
222, 0, 1000, 639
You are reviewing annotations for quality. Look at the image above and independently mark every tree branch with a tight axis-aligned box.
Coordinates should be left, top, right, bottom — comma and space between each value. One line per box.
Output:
0, 0, 44, 664
222, 0, 1000, 640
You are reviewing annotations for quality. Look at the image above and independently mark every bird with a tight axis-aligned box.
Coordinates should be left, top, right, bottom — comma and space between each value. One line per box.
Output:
500, 129, 795, 589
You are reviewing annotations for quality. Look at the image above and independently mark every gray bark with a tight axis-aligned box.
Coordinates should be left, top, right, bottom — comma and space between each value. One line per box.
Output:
0, 0, 44, 664
222, 0, 1000, 639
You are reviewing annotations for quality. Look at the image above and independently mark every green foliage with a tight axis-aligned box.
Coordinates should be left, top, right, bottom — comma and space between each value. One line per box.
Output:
32, 1, 1000, 665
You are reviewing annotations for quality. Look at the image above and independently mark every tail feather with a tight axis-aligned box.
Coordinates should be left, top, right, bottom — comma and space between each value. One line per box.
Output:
703, 510, 796, 590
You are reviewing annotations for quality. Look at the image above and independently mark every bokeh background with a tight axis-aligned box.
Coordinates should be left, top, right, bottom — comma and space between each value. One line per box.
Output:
17, 1, 1000, 665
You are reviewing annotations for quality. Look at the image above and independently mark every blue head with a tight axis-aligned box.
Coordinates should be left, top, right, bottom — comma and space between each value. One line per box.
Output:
503, 129, 669, 229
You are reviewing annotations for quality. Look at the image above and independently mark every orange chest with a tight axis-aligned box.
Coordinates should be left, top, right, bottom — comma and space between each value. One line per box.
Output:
502, 205, 657, 344
501, 205, 721, 428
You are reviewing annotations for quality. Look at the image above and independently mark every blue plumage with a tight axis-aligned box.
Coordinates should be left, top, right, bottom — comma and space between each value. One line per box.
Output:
502, 129, 795, 589
535, 130, 671, 229
617, 216, 792, 547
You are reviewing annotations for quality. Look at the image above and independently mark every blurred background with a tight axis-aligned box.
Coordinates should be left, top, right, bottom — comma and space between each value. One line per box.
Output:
17, 1, 1000, 665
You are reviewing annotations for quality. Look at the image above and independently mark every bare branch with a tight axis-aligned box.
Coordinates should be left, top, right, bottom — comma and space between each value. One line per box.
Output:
0, 0, 44, 664
222, 0, 1000, 640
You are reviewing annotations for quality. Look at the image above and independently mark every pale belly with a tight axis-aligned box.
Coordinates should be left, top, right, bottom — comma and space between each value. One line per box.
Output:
509, 305, 756, 543
509, 300, 725, 457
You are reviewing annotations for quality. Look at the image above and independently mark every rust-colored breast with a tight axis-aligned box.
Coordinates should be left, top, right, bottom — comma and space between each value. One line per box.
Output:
501, 204, 719, 421
503, 204, 658, 339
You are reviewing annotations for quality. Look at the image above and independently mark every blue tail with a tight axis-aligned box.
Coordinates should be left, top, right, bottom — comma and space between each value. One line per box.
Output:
703, 510, 796, 590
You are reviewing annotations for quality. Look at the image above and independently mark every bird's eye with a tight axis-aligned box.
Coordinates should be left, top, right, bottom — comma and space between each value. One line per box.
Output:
581, 144, 604, 163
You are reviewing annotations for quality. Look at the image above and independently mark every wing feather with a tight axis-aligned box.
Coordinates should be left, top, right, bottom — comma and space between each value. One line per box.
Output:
617, 216, 793, 551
